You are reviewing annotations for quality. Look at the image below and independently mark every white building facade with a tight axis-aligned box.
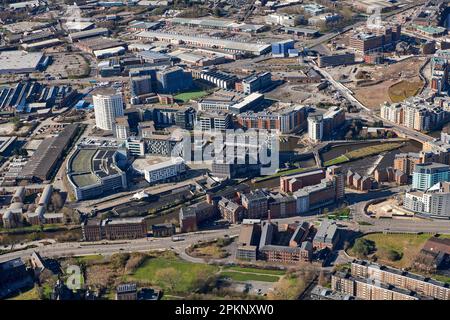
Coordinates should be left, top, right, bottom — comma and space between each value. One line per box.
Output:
93, 93, 124, 130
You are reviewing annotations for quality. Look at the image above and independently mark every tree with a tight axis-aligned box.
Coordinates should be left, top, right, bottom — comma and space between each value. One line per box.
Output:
386, 249, 402, 261
155, 267, 180, 292
213, 8, 221, 17
62, 207, 80, 225
51, 192, 64, 211
110, 253, 130, 270
267, 275, 306, 300
352, 238, 376, 257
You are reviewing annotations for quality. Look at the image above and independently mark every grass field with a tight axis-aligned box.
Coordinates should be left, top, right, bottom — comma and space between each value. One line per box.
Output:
76, 254, 105, 263
323, 155, 349, 167
345, 143, 403, 159
174, 90, 208, 102
324, 143, 403, 167
388, 80, 423, 103
349, 233, 450, 268
224, 266, 286, 276
129, 255, 219, 293
220, 271, 280, 282
431, 274, 450, 285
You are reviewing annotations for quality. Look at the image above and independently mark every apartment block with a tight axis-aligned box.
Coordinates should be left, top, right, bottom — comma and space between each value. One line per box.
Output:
350, 260, 450, 300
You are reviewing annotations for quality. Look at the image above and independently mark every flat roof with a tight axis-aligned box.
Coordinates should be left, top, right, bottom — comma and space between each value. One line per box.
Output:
0, 51, 44, 72
69, 147, 122, 188
136, 31, 271, 55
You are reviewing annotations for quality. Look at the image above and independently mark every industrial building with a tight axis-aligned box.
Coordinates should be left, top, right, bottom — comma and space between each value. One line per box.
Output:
272, 39, 295, 57
68, 28, 110, 42
0, 51, 46, 74
21, 124, 80, 182
165, 17, 266, 33
136, 31, 271, 56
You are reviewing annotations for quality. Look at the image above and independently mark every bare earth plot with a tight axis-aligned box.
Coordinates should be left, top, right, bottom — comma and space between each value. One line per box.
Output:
348, 57, 426, 110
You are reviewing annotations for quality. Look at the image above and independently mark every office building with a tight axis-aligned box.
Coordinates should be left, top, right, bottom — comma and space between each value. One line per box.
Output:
179, 201, 216, 233
349, 24, 401, 53
145, 134, 182, 156
134, 156, 186, 184
156, 67, 193, 94
93, 90, 124, 130
126, 139, 146, 156
237, 72, 272, 94
195, 111, 233, 131
236, 222, 260, 261
67, 147, 127, 201
217, 198, 244, 224
272, 40, 295, 57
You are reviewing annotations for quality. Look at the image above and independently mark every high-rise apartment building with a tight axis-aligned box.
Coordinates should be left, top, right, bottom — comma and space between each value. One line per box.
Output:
93, 90, 124, 130
307, 114, 323, 142
412, 162, 450, 191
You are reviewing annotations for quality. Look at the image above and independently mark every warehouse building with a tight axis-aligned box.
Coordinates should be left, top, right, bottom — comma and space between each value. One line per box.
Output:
21, 124, 80, 182
0, 51, 46, 74
136, 31, 271, 56
69, 28, 110, 42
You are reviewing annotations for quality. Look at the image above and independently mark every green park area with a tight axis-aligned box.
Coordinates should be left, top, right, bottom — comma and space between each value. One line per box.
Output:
129, 253, 220, 294
348, 233, 450, 269
220, 266, 286, 283
324, 142, 403, 167
174, 90, 208, 102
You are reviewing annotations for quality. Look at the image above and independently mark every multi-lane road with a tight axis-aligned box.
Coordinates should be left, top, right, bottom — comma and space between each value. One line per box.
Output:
0, 226, 241, 264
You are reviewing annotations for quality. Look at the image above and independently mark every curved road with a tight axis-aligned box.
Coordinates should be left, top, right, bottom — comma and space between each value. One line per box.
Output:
0, 226, 241, 264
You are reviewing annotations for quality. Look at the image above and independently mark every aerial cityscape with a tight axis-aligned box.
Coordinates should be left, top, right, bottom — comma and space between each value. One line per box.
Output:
1, 0, 450, 304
